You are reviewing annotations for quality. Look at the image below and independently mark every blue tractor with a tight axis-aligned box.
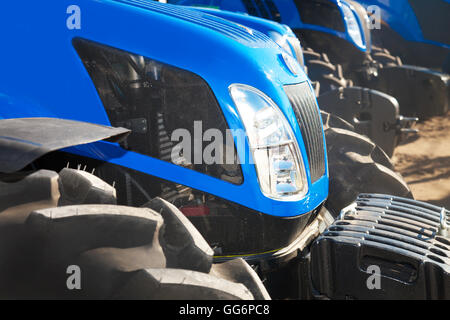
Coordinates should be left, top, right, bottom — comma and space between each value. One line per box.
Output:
171, 0, 449, 120
184, 6, 419, 158
354, 0, 450, 71
0, 0, 448, 300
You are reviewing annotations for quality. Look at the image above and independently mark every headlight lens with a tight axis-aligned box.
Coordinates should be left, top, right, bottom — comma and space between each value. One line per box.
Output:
229, 84, 308, 200
268, 31, 294, 57
341, 3, 364, 49
286, 36, 305, 69
268, 30, 305, 69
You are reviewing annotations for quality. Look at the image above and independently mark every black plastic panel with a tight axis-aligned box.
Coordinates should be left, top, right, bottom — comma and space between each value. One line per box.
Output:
294, 0, 346, 32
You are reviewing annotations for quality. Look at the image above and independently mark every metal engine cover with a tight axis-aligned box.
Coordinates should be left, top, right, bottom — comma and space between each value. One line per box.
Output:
310, 194, 450, 299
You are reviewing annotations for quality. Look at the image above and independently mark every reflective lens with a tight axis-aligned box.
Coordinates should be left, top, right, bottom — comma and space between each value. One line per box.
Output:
341, 3, 364, 49
229, 84, 308, 200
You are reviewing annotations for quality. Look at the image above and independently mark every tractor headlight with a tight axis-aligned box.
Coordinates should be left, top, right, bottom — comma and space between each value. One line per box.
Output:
286, 36, 305, 68
268, 28, 305, 69
341, 3, 364, 49
268, 31, 295, 56
229, 84, 308, 200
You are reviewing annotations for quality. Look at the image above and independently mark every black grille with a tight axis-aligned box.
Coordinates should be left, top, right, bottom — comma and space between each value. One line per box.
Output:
284, 82, 325, 183
294, 0, 346, 32
242, 0, 259, 17
254, 0, 270, 19
264, 0, 282, 22
73, 38, 243, 185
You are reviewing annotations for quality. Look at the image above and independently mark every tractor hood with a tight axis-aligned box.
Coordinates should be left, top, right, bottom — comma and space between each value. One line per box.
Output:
0, 0, 327, 218
190, 6, 305, 67
173, 0, 370, 51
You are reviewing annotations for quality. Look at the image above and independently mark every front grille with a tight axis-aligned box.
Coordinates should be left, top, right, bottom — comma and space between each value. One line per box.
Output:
284, 82, 326, 183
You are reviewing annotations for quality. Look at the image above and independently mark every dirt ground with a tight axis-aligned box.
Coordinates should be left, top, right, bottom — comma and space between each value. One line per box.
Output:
392, 112, 450, 208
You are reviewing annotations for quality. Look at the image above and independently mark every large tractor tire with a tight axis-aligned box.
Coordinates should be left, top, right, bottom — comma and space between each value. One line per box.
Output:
0, 169, 268, 300
371, 46, 403, 67
321, 111, 413, 216
302, 47, 353, 94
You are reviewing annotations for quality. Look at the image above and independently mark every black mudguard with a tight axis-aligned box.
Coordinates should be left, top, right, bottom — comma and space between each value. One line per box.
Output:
363, 65, 449, 120
318, 87, 401, 157
0, 118, 130, 173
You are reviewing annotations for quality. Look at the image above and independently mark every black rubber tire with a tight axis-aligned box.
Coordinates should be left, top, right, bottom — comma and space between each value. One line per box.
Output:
0, 170, 268, 300
0, 167, 117, 225
209, 258, 271, 300
320, 110, 355, 132
0, 202, 258, 300
112, 268, 253, 300
372, 51, 403, 67
371, 46, 403, 66
323, 120, 413, 217
143, 197, 213, 273
0, 170, 60, 226
303, 47, 353, 94
58, 168, 117, 206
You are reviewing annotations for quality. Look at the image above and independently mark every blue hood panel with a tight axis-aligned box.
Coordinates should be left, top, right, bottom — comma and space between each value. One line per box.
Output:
114, 0, 275, 47
0, 0, 328, 217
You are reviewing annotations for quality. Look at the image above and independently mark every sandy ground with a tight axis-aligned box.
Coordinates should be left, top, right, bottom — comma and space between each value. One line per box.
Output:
393, 112, 450, 208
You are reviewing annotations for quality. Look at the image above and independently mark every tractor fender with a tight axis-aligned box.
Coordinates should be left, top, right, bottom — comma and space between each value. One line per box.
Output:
0, 118, 130, 173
